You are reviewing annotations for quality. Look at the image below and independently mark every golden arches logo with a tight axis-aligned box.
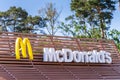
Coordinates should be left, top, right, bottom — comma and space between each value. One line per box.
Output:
15, 38, 33, 60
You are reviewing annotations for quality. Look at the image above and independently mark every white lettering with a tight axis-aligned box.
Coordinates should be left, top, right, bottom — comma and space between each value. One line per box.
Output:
89, 52, 96, 63
56, 50, 64, 62
62, 49, 73, 62
98, 51, 105, 63
73, 51, 81, 62
43, 48, 112, 64
105, 52, 112, 63
43, 48, 57, 62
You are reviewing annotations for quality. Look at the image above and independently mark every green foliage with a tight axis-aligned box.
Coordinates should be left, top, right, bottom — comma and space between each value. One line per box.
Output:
7, 6, 28, 32
59, 15, 103, 38
109, 29, 120, 52
22, 15, 44, 33
0, 6, 46, 33
0, 11, 9, 31
88, 27, 101, 38
59, 15, 90, 38
71, 0, 117, 38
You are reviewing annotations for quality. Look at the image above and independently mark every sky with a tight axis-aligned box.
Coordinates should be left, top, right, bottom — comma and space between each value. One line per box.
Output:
0, 0, 120, 31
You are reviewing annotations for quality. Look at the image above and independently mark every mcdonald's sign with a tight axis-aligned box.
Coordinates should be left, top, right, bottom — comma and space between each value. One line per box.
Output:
15, 37, 112, 64
15, 37, 33, 60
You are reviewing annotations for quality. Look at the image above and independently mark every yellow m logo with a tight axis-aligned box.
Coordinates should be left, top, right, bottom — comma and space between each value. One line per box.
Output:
15, 38, 33, 60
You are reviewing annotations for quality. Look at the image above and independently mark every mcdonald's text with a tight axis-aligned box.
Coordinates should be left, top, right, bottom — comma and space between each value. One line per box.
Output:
43, 48, 112, 63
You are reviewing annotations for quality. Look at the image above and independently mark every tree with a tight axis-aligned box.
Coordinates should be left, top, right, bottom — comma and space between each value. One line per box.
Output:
109, 29, 120, 52
71, 0, 117, 38
0, 6, 46, 34
7, 6, 28, 32
38, 3, 61, 35
59, 15, 103, 38
88, 27, 101, 38
22, 15, 45, 33
59, 15, 89, 37
0, 12, 9, 31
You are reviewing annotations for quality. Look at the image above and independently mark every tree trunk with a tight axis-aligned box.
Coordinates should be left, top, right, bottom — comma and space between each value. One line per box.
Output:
100, 19, 105, 39
13, 20, 16, 32
3, 21, 8, 32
